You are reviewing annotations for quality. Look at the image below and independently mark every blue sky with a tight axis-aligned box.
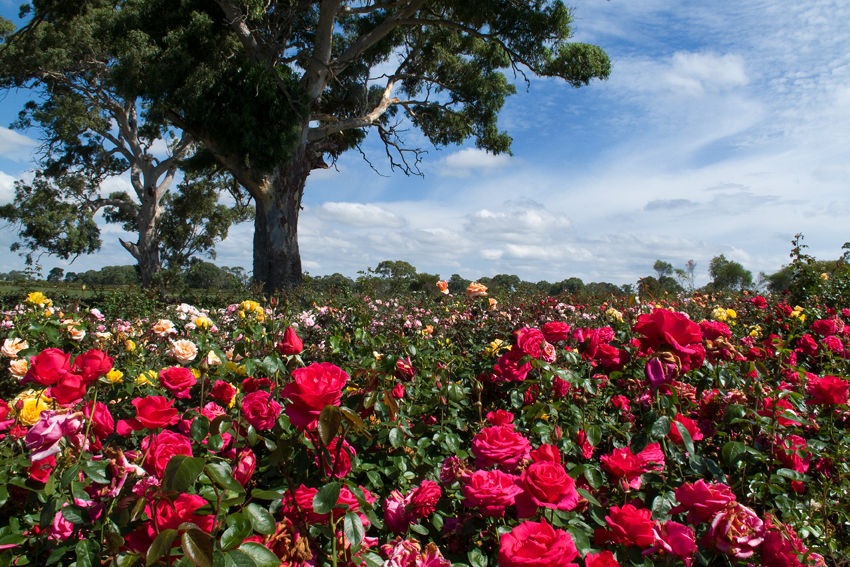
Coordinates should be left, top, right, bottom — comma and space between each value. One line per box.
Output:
1, 0, 849, 287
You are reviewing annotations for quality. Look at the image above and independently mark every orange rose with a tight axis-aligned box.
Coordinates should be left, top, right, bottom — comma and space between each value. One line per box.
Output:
466, 282, 488, 299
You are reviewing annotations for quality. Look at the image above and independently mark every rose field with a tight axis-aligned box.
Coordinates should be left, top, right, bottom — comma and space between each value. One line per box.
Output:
0, 276, 848, 567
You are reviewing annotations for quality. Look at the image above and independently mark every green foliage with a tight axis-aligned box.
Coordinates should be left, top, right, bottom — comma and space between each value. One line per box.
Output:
708, 254, 753, 292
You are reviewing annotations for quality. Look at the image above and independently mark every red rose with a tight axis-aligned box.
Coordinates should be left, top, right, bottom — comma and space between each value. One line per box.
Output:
585, 551, 620, 567
142, 430, 193, 478
281, 363, 348, 430
471, 425, 531, 472
158, 366, 197, 399
242, 390, 282, 431
751, 296, 768, 309
529, 444, 560, 463
699, 320, 732, 341
118, 396, 181, 432
671, 480, 736, 525
25, 348, 71, 386
277, 326, 304, 355
47, 373, 88, 405
668, 414, 704, 445
594, 504, 656, 548
282, 484, 375, 525
462, 469, 524, 517
499, 519, 579, 567
515, 461, 579, 518
485, 409, 515, 427
153, 493, 214, 532
233, 448, 256, 486
210, 380, 237, 406
242, 377, 274, 393
83, 401, 114, 438
806, 375, 849, 405
516, 328, 545, 358
395, 357, 416, 381
494, 348, 532, 382
407, 480, 441, 519
541, 322, 571, 342
633, 309, 705, 372
796, 334, 819, 356
773, 435, 810, 473
72, 349, 113, 382
811, 319, 838, 336
316, 438, 354, 478
28, 455, 56, 483
391, 383, 405, 400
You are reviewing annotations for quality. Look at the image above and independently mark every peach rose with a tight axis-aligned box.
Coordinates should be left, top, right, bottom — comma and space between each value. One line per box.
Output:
466, 282, 488, 299
66, 324, 86, 341
171, 339, 198, 364
10, 358, 28, 378
151, 319, 176, 337
436, 280, 449, 294
2, 338, 28, 358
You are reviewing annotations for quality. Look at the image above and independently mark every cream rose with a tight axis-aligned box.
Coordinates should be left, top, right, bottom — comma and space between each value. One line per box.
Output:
152, 319, 177, 337
171, 339, 198, 365
1, 338, 28, 358
9, 358, 28, 378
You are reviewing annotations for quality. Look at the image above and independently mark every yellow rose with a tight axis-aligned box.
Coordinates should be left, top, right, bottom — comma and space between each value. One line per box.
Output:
13, 390, 50, 426
125, 340, 136, 352
26, 292, 51, 307
194, 316, 213, 329
106, 369, 124, 383
820, 272, 829, 281
726, 309, 737, 319
711, 307, 728, 322
136, 370, 157, 386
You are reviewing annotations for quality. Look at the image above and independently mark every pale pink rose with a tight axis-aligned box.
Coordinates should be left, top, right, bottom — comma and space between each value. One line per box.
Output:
1, 338, 28, 358
26, 410, 84, 461
151, 319, 177, 337
170, 339, 198, 364
66, 324, 86, 341
9, 358, 28, 379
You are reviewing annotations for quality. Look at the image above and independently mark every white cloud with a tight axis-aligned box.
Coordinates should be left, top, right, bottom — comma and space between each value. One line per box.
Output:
664, 52, 748, 96
0, 128, 38, 161
316, 202, 407, 228
439, 148, 512, 177
0, 170, 18, 203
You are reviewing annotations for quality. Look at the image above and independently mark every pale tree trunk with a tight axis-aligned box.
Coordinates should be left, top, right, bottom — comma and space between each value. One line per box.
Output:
253, 155, 311, 293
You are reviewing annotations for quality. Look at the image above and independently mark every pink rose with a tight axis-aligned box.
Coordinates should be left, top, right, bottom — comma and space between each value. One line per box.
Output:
702, 503, 764, 559
499, 519, 579, 567
233, 448, 256, 486
671, 480, 737, 525
26, 410, 83, 461
462, 469, 523, 517
516, 328, 545, 358
242, 390, 282, 431
141, 430, 193, 478
471, 425, 531, 472
515, 461, 579, 518
316, 438, 354, 478
541, 322, 571, 342
154, 493, 214, 533
83, 401, 114, 439
644, 521, 697, 566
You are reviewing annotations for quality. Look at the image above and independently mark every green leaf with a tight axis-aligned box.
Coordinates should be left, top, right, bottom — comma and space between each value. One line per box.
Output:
468, 548, 488, 567
237, 543, 280, 567
312, 481, 341, 515
776, 468, 807, 481
629, 432, 649, 455
181, 528, 214, 567
722, 441, 747, 466
244, 503, 276, 535
343, 511, 364, 546
76, 539, 96, 567
206, 463, 244, 493
410, 523, 429, 535
249, 489, 288, 500
61, 504, 90, 525
650, 416, 671, 440
584, 468, 604, 490
81, 460, 110, 484
191, 416, 211, 443
163, 456, 206, 493
674, 422, 695, 455
577, 488, 601, 507
567, 527, 591, 555
40, 498, 58, 529
389, 427, 404, 448
318, 405, 342, 447
146, 529, 179, 566
210, 416, 233, 436
586, 425, 602, 447
221, 520, 252, 551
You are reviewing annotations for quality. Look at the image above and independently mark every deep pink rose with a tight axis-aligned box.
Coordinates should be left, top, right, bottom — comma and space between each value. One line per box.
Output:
761, 524, 809, 567
811, 319, 838, 336
316, 438, 354, 478
242, 390, 282, 431
671, 480, 736, 525
25, 348, 71, 386
499, 519, 579, 567
462, 469, 523, 517
72, 349, 113, 382
515, 461, 579, 518
700, 320, 732, 341
277, 326, 304, 355
584, 551, 620, 567
516, 328, 545, 358
485, 409, 514, 427
806, 375, 849, 405
408, 480, 441, 519
594, 504, 656, 548
633, 309, 705, 372
821, 335, 843, 353
383, 490, 410, 535
391, 383, 405, 400
282, 484, 374, 525
158, 366, 197, 398
471, 425, 531, 472
154, 493, 214, 533
141, 430, 193, 478
494, 348, 532, 382
233, 448, 256, 486
644, 521, 697, 566
281, 363, 349, 429
529, 444, 560, 463
796, 334, 819, 356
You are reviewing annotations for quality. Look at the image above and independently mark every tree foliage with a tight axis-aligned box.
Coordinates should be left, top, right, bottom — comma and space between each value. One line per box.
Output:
708, 254, 753, 292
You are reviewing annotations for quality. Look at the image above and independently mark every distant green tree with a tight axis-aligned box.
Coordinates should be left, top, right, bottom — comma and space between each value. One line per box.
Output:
674, 260, 697, 292
653, 260, 674, 281
585, 282, 622, 296
46, 267, 64, 282
708, 255, 753, 292
448, 274, 471, 295
185, 262, 227, 289
492, 274, 522, 293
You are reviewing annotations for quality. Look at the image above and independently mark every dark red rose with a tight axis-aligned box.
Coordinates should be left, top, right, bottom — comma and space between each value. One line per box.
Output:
499, 519, 579, 567
25, 348, 71, 386
158, 366, 197, 399
277, 326, 304, 355
210, 380, 237, 406
281, 363, 348, 430
242, 390, 282, 431
242, 377, 274, 393
72, 349, 113, 382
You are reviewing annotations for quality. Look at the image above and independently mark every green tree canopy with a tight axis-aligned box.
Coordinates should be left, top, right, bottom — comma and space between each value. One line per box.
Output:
708, 254, 753, 292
